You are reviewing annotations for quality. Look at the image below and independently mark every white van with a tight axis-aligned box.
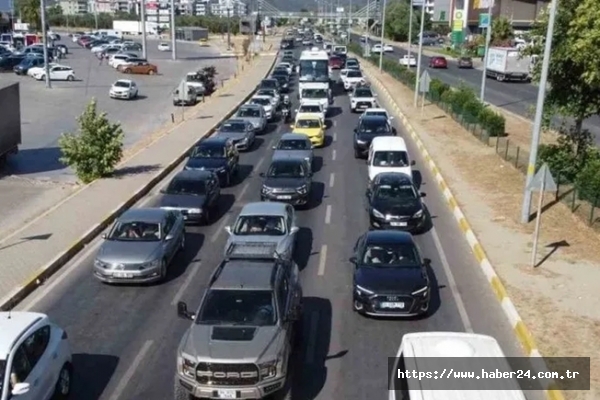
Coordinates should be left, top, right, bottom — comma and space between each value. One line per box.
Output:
390, 332, 528, 400
333, 45, 347, 55
367, 137, 414, 182
96, 29, 123, 39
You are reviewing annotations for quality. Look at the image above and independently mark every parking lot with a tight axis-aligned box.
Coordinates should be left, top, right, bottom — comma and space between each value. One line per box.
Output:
0, 37, 237, 237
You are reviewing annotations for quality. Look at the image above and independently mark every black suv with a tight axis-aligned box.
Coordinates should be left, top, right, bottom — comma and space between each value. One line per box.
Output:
155, 170, 221, 224
366, 172, 427, 232
260, 156, 312, 207
349, 230, 431, 317
184, 137, 239, 186
353, 115, 396, 158
258, 78, 281, 94
271, 70, 290, 92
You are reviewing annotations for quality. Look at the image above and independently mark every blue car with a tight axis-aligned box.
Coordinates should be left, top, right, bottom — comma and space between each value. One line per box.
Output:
13, 56, 45, 75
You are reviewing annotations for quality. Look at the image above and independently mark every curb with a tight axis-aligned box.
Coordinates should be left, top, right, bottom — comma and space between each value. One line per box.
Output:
0, 53, 279, 312
359, 59, 565, 400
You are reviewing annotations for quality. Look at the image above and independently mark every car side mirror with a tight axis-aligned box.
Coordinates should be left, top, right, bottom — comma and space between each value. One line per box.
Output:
289, 124, 294, 128
423, 258, 432, 266
349, 256, 357, 263
290, 226, 299, 234
420, 192, 426, 197
259, 172, 265, 177
224, 225, 232, 235
353, 128, 357, 133
390, 116, 394, 120
294, 109, 298, 113
101, 233, 107, 239
11, 383, 30, 396
165, 234, 174, 241
365, 189, 371, 197
411, 160, 416, 166
177, 301, 195, 320
392, 127, 397, 135
272, 145, 277, 150
373, 93, 378, 97
159, 189, 166, 194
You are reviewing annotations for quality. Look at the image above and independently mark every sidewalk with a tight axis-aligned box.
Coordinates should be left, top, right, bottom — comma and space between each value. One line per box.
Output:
0, 54, 276, 309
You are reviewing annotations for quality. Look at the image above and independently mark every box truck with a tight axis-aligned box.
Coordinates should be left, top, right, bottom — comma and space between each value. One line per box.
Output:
0, 83, 21, 167
112, 20, 159, 35
485, 47, 532, 82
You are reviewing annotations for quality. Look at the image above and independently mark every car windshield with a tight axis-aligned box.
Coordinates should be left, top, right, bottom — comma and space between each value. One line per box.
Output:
233, 215, 286, 235
366, 111, 387, 118
300, 105, 321, 113
277, 139, 310, 150
346, 61, 359, 67
374, 184, 416, 200
273, 70, 287, 76
355, 88, 373, 97
373, 151, 409, 167
191, 144, 226, 158
302, 89, 327, 99
108, 221, 161, 241
260, 81, 277, 89
268, 161, 306, 178
358, 120, 390, 134
198, 290, 277, 326
257, 90, 275, 97
295, 119, 320, 129
220, 122, 247, 132
165, 179, 206, 195
347, 70, 362, 78
114, 81, 130, 88
237, 108, 260, 118
251, 98, 271, 106
362, 243, 420, 267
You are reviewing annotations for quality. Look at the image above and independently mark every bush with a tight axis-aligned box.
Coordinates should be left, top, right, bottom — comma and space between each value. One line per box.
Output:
450, 85, 477, 115
575, 156, 600, 203
461, 99, 484, 124
440, 89, 456, 107
59, 99, 124, 184
477, 107, 505, 137
429, 78, 450, 101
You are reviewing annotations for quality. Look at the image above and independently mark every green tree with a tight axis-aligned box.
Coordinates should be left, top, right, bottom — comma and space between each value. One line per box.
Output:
384, 0, 431, 42
567, 0, 600, 91
490, 16, 514, 46
47, 4, 62, 18
15, 0, 41, 30
59, 99, 124, 184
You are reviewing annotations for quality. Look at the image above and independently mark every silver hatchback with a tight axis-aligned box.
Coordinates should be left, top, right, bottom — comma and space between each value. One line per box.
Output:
93, 208, 185, 284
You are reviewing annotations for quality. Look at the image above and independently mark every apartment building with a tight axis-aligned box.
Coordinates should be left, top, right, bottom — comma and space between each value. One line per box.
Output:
209, 0, 247, 17
58, 0, 89, 15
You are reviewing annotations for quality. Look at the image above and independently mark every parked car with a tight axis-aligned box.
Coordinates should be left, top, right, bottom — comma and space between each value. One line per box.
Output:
428, 56, 448, 69
457, 56, 473, 68
32, 65, 75, 81
117, 60, 157, 75
0, 54, 25, 71
109, 79, 138, 100
13, 56, 44, 75
158, 42, 170, 51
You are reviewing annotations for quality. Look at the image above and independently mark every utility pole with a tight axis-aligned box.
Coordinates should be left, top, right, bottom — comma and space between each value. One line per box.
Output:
378, 0, 386, 70
170, 0, 177, 59
94, 1, 98, 30
40, 0, 51, 88
520, 0, 559, 223
407, 0, 413, 69
227, 4, 232, 50
413, 0, 425, 106
348, 0, 352, 42
479, 1, 493, 101
140, 0, 147, 59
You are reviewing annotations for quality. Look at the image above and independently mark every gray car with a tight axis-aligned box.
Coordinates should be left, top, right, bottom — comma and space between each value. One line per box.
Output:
272, 133, 314, 172
93, 208, 185, 284
214, 118, 256, 151
224, 202, 298, 262
233, 104, 267, 133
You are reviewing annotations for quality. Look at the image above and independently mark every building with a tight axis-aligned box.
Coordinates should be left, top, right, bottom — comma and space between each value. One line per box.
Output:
210, 0, 247, 17
193, 0, 210, 16
59, 0, 89, 15
451, 0, 550, 31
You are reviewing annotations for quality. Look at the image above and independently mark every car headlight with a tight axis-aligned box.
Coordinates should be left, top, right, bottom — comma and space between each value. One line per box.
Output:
355, 284, 374, 296
356, 139, 366, 145
262, 185, 271, 194
215, 167, 227, 173
259, 360, 278, 380
141, 259, 160, 269
371, 208, 385, 219
94, 259, 105, 268
412, 286, 429, 297
240, 136, 248, 143
178, 355, 196, 378
297, 185, 308, 194
413, 209, 424, 218
187, 208, 202, 214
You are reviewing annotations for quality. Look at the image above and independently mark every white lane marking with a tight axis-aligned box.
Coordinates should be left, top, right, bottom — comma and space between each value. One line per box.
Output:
305, 311, 319, 364
333, 120, 337, 127
317, 245, 328, 276
108, 340, 154, 400
171, 262, 202, 305
324, 205, 332, 225
210, 214, 231, 243
254, 157, 265, 174
430, 227, 474, 333
329, 173, 335, 188
333, 132, 337, 142
332, 149, 337, 161
237, 181, 250, 200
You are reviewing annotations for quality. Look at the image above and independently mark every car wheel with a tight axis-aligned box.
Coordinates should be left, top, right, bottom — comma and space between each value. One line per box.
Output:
148, 70, 155, 75
203, 208, 211, 225
224, 172, 231, 186
354, 148, 361, 159
159, 259, 168, 281
53, 363, 72, 400
179, 234, 185, 251
67, 75, 74, 81
124, 68, 131, 73
174, 379, 191, 400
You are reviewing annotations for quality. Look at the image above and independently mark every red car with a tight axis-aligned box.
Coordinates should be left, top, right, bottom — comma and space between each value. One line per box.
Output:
78, 36, 93, 47
429, 56, 448, 69
329, 56, 343, 69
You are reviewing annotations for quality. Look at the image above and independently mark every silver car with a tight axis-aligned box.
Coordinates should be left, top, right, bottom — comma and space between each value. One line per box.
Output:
256, 88, 281, 109
214, 118, 256, 151
233, 104, 267, 133
272, 133, 314, 172
224, 202, 299, 261
93, 208, 185, 284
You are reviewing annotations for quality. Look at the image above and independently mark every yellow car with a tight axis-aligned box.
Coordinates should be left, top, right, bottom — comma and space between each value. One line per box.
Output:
290, 113, 325, 147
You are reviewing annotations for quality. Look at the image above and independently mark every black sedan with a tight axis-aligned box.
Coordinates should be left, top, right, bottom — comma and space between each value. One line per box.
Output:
156, 170, 220, 224
349, 230, 431, 317
366, 172, 427, 232
353, 115, 396, 159
271, 72, 290, 92
260, 156, 312, 207
184, 137, 239, 186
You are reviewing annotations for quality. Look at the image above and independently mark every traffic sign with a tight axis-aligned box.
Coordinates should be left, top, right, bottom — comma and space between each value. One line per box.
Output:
479, 13, 490, 28
526, 163, 557, 192
418, 70, 431, 93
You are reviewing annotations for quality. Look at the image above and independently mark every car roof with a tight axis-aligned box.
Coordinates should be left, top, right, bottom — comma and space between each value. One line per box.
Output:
239, 201, 287, 216
172, 169, 213, 181
0, 312, 47, 356
272, 152, 307, 162
365, 230, 414, 245
120, 208, 168, 223
212, 262, 276, 291
370, 136, 407, 150
280, 133, 311, 141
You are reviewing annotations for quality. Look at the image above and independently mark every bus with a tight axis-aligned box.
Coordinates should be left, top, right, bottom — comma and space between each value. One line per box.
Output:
298, 48, 330, 94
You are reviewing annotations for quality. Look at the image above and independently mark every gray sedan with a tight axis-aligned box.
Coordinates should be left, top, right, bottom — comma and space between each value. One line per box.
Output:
233, 104, 267, 133
272, 133, 314, 172
93, 208, 185, 284
214, 118, 256, 151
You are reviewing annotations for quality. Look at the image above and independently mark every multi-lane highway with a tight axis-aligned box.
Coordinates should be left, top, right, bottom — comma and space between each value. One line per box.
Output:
350, 33, 600, 143
17, 47, 539, 400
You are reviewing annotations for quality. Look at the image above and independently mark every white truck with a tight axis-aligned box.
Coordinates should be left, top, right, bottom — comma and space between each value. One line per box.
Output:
112, 20, 159, 36
485, 47, 532, 82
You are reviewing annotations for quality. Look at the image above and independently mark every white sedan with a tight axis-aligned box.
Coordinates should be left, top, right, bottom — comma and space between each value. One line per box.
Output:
158, 42, 170, 51
28, 63, 58, 77
91, 43, 109, 53
399, 55, 417, 67
109, 79, 139, 100
371, 44, 395, 54
32, 65, 76, 81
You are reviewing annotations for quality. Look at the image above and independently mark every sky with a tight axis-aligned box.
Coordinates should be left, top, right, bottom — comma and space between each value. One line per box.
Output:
0, 0, 13, 13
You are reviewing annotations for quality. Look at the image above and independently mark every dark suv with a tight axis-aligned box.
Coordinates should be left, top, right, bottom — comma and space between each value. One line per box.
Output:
260, 156, 312, 207
184, 137, 239, 186
353, 115, 396, 158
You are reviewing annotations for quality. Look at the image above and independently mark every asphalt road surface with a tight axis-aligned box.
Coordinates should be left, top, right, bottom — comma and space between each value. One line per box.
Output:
16, 48, 542, 400
350, 33, 600, 144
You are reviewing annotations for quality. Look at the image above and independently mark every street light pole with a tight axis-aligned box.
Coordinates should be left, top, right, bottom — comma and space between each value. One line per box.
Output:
413, 0, 425, 106
40, 0, 51, 88
479, 2, 493, 101
170, 0, 177, 60
94, 1, 98, 30
520, 0, 559, 223
407, 1, 413, 69
227, 7, 232, 50
378, 0, 387, 70
140, 0, 147, 59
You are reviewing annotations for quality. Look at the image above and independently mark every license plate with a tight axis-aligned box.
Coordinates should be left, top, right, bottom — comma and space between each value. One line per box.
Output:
217, 389, 237, 399
380, 302, 405, 309
183, 215, 188, 220
390, 222, 408, 227
113, 272, 133, 278
277, 195, 292, 200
